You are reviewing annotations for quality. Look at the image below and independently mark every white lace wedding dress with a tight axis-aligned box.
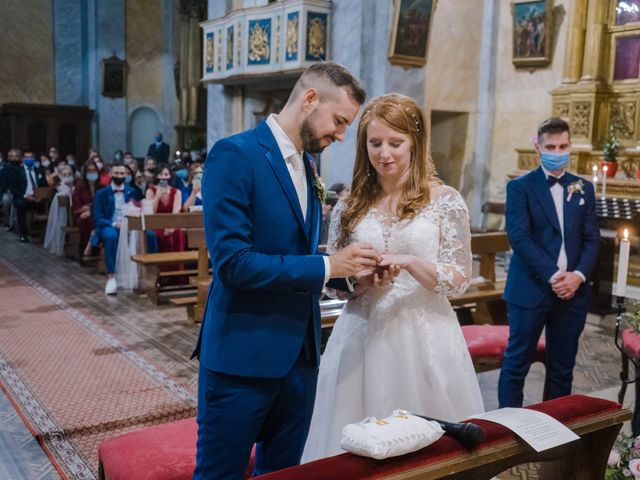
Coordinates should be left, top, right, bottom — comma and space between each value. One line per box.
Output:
302, 185, 485, 462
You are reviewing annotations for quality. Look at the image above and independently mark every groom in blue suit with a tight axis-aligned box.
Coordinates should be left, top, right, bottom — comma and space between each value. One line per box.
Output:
498, 118, 600, 407
192, 62, 382, 479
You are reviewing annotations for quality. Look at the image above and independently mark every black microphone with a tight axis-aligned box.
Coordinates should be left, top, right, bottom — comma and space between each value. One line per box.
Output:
414, 415, 485, 447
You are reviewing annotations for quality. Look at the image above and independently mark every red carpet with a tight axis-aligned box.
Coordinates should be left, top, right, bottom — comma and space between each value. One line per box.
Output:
0, 259, 197, 479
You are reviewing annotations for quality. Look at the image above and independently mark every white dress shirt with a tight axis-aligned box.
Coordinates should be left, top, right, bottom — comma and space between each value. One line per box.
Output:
111, 183, 125, 226
23, 164, 37, 197
266, 114, 330, 284
541, 165, 585, 284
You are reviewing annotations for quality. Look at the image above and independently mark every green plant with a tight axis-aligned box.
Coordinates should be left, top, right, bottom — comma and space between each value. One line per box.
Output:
603, 124, 620, 163
625, 310, 640, 333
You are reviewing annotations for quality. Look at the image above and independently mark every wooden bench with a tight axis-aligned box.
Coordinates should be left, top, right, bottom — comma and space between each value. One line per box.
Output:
97, 394, 629, 480
169, 228, 210, 322
128, 212, 203, 304
56, 195, 82, 260
450, 231, 510, 325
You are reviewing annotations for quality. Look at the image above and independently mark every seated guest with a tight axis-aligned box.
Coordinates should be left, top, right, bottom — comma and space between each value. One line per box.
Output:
92, 163, 136, 295
73, 159, 102, 258
182, 164, 203, 212
124, 164, 143, 201
39, 155, 58, 186
145, 164, 184, 253
0, 148, 21, 230
7, 148, 48, 242
172, 161, 192, 204
92, 155, 110, 187
43, 164, 75, 255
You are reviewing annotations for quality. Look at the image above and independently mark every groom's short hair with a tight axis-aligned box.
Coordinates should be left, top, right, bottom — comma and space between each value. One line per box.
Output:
537, 117, 570, 142
288, 61, 366, 105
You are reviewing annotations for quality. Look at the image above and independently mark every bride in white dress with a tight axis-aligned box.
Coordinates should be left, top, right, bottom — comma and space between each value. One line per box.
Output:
302, 94, 484, 462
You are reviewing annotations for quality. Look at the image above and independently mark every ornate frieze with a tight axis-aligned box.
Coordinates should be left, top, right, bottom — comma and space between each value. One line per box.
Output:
201, 0, 331, 83
610, 102, 637, 141
571, 102, 592, 138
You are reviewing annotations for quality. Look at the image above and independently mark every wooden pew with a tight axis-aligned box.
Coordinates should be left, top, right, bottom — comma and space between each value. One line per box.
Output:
450, 231, 510, 325
97, 394, 629, 480
57, 195, 81, 259
128, 212, 203, 304
169, 228, 210, 322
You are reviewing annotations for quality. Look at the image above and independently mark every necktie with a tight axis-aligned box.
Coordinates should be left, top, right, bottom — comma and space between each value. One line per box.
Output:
547, 175, 569, 188
27, 168, 37, 191
289, 153, 307, 220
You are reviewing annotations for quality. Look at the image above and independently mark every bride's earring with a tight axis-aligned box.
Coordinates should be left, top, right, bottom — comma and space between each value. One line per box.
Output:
367, 164, 371, 177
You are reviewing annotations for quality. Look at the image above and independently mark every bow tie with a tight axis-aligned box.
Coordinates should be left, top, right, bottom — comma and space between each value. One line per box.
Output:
546, 175, 569, 188
113, 188, 124, 193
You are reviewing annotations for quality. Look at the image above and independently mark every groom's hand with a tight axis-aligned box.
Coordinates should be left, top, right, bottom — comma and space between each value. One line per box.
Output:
329, 242, 381, 278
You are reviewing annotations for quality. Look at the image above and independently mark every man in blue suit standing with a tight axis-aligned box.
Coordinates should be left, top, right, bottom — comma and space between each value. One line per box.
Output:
498, 117, 600, 408
92, 162, 135, 295
192, 62, 383, 479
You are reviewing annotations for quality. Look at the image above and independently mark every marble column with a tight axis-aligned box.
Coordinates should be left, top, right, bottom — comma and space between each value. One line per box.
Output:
562, 0, 588, 84
580, 0, 608, 83
187, 5, 202, 126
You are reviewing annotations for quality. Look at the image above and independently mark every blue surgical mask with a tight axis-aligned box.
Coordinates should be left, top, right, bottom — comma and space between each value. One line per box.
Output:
175, 169, 188, 179
540, 151, 569, 171
24, 158, 35, 168
86, 173, 99, 182
155, 136, 162, 143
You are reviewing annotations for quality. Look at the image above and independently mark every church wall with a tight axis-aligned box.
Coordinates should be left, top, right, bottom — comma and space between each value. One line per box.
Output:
126, 0, 179, 155
0, 0, 55, 105
488, 0, 571, 200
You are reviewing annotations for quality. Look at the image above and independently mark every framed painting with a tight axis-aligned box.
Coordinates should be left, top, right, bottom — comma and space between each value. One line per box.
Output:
388, 0, 435, 68
101, 55, 126, 98
512, 0, 552, 68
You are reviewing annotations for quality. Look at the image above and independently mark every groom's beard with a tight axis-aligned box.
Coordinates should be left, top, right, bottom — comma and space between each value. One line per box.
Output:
300, 114, 335, 154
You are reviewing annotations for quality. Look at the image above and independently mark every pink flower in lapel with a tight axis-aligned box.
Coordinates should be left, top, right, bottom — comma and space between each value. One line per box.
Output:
566, 179, 584, 202
308, 159, 327, 203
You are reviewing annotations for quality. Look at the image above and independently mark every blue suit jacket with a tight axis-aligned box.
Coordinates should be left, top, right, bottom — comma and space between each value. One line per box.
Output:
194, 121, 325, 378
503, 167, 600, 310
92, 185, 135, 241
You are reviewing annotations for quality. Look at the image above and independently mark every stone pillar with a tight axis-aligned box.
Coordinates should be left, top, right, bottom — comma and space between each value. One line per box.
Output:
179, 7, 190, 127
580, 0, 608, 83
187, 5, 202, 126
562, 0, 588, 84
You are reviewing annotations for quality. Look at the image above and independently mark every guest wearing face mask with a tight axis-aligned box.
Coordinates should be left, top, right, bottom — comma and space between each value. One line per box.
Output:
7, 149, 48, 242
39, 155, 57, 186
92, 162, 136, 294
182, 164, 204, 211
145, 164, 185, 255
146, 132, 170, 164
123, 164, 143, 201
172, 162, 192, 203
94, 155, 111, 187
498, 117, 600, 408
73, 159, 103, 258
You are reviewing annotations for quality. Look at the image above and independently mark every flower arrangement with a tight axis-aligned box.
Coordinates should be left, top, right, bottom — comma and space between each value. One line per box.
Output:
566, 179, 585, 202
607, 433, 640, 479
603, 125, 620, 163
624, 310, 640, 334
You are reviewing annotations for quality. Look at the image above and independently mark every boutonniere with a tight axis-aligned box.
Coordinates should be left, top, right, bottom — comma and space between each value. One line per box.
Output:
309, 159, 326, 203
566, 179, 584, 202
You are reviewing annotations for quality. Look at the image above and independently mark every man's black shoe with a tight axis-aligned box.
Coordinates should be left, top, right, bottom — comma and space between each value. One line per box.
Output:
19, 235, 29, 243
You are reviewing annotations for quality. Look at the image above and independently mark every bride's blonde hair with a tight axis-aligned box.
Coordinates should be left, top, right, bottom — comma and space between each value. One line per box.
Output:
338, 93, 439, 246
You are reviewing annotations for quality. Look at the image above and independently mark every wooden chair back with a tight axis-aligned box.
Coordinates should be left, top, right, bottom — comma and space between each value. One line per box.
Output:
470, 231, 510, 283
186, 228, 209, 279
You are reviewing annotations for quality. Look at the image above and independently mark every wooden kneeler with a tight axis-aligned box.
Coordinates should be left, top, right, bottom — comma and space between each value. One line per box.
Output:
97, 395, 628, 480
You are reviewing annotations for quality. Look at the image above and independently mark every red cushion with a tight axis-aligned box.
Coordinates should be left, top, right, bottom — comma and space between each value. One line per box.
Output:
98, 418, 255, 480
254, 394, 620, 480
462, 325, 546, 363
622, 328, 640, 358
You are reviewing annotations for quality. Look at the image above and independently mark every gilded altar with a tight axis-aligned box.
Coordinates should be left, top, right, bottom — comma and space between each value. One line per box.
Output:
517, 1, 640, 198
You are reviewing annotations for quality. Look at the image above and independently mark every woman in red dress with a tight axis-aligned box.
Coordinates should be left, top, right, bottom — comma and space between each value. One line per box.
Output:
72, 159, 103, 257
145, 164, 185, 252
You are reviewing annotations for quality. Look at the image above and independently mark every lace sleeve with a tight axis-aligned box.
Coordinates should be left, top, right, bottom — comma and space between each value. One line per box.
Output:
326, 200, 349, 254
434, 188, 472, 297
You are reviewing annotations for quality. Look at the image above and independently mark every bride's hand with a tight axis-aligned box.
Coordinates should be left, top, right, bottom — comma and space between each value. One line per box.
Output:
353, 265, 400, 289
378, 254, 412, 270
